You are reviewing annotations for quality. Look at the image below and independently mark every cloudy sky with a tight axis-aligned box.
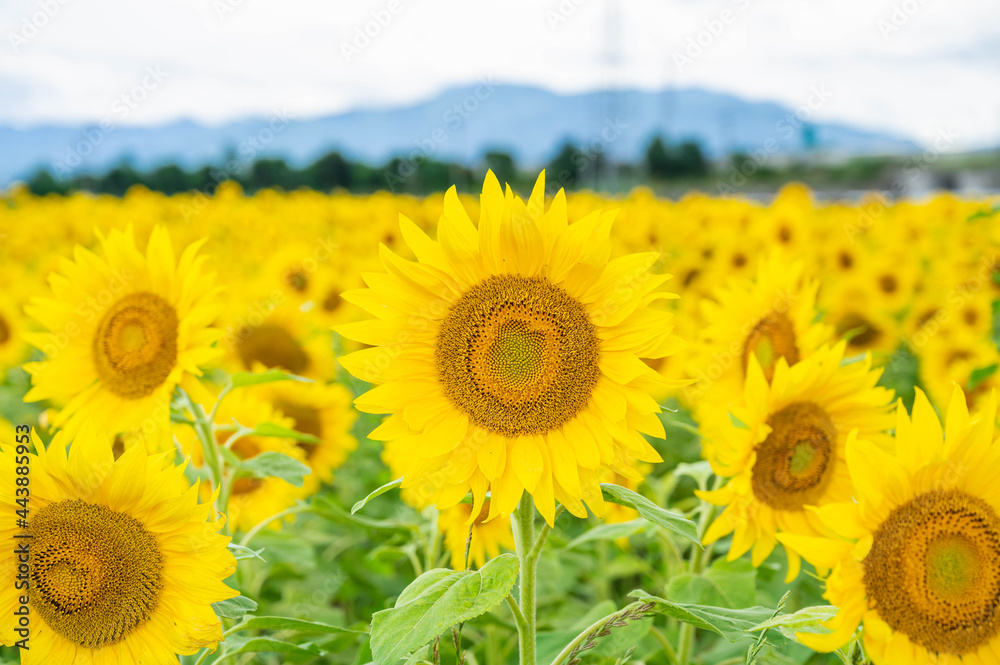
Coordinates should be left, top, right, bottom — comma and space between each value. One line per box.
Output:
1, 0, 998, 150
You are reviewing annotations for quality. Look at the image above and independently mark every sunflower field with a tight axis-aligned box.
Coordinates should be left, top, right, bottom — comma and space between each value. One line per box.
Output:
0, 173, 999, 665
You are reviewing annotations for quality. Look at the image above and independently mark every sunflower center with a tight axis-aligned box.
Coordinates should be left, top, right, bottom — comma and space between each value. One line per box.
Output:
30, 500, 163, 649
742, 312, 799, 382
236, 324, 309, 373
93, 292, 178, 399
322, 289, 343, 312
275, 400, 323, 457
436, 274, 600, 437
751, 402, 835, 510
285, 269, 309, 292
879, 275, 899, 294
837, 313, 880, 349
0, 315, 10, 344
864, 490, 1000, 655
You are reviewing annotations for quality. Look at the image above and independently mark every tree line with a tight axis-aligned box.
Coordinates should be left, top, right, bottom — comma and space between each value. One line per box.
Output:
23, 135, 709, 196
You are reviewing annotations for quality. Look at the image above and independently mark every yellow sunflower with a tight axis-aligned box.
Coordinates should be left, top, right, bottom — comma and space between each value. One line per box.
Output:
222, 299, 335, 380
23, 226, 223, 435
178, 389, 307, 533
0, 428, 237, 664
698, 341, 895, 581
685, 252, 831, 409
779, 387, 1000, 664
263, 380, 358, 495
337, 171, 684, 525
439, 500, 516, 570
0, 282, 29, 371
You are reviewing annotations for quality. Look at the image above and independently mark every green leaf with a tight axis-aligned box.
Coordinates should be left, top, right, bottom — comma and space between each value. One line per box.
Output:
969, 363, 999, 391
565, 519, 645, 549
314, 496, 416, 531
219, 637, 323, 661
213, 595, 258, 619
599, 484, 700, 545
230, 369, 314, 388
228, 543, 266, 562
249, 421, 320, 444
229, 616, 366, 635
751, 606, 838, 641
665, 558, 757, 609
728, 412, 749, 429
352, 477, 403, 515
370, 553, 519, 665
236, 452, 311, 487
630, 590, 775, 642
967, 204, 1000, 222
395, 569, 455, 606
673, 461, 713, 489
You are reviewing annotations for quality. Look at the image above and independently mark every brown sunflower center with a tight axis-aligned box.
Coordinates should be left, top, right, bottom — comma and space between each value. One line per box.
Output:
285, 269, 309, 292
236, 324, 309, 373
879, 274, 899, 294
30, 500, 163, 649
864, 490, 1000, 655
837, 313, 880, 349
275, 399, 323, 456
322, 289, 343, 313
436, 275, 600, 437
232, 477, 265, 495
751, 402, 836, 510
742, 311, 799, 382
0, 315, 10, 344
93, 292, 178, 399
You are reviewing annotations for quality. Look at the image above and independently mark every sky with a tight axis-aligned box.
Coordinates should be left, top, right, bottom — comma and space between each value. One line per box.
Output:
1, 0, 998, 151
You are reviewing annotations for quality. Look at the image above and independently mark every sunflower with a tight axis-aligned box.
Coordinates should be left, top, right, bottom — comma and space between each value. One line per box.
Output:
779, 387, 1000, 664
337, 171, 684, 525
698, 341, 895, 581
178, 389, 307, 533
686, 252, 830, 409
263, 380, 358, 495
222, 298, 335, 380
23, 226, 223, 435
0, 428, 237, 663
439, 500, 516, 570
0, 279, 29, 371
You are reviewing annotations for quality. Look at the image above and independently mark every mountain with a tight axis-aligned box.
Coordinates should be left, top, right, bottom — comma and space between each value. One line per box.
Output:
0, 84, 921, 186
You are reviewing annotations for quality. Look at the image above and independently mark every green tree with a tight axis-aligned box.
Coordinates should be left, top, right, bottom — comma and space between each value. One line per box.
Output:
26, 169, 68, 195
310, 151, 352, 191
547, 143, 582, 189
148, 164, 191, 194
484, 151, 517, 185
646, 135, 673, 179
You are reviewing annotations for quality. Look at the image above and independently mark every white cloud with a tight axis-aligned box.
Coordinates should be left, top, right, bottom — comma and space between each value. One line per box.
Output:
1, 0, 998, 149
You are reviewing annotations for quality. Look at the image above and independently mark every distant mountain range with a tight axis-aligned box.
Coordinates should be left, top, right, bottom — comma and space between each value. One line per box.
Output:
0, 84, 922, 187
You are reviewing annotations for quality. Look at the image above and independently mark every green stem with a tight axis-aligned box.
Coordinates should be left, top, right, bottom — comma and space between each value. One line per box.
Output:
505, 594, 528, 632
676, 478, 720, 665
649, 626, 679, 665
527, 505, 563, 561
237, 504, 313, 547
193, 647, 214, 665
514, 495, 537, 665
182, 390, 223, 488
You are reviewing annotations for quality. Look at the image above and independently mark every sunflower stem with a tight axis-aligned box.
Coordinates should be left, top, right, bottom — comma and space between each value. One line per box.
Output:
237, 503, 313, 547
676, 476, 720, 665
514, 495, 538, 665
180, 389, 225, 504
505, 593, 528, 631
